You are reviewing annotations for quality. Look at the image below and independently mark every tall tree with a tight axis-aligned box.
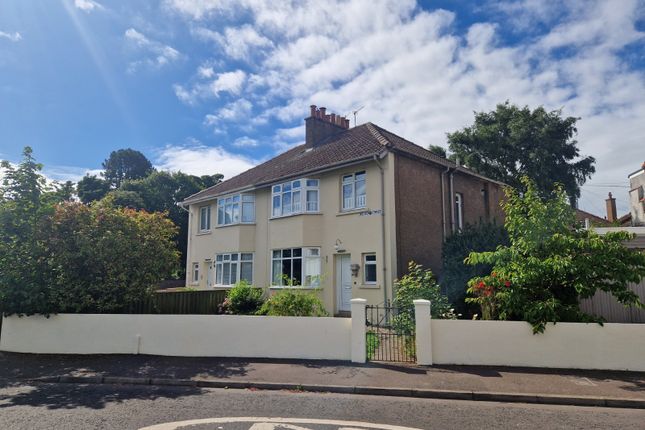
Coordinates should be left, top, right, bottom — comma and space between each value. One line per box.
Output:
447, 102, 595, 202
77, 174, 110, 204
427, 144, 448, 158
102, 148, 154, 188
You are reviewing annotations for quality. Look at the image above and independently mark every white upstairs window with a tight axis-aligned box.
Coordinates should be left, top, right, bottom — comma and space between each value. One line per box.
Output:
342, 171, 366, 211
217, 194, 255, 226
199, 206, 211, 232
271, 178, 320, 218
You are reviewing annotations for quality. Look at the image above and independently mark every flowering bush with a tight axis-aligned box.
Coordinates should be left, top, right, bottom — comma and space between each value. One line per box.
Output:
219, 281, 264, 315
466, 272, 511, 320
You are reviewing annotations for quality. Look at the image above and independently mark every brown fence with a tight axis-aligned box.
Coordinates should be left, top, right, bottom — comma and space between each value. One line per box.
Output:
132, 290, 228, 314
580, 279, 645, 323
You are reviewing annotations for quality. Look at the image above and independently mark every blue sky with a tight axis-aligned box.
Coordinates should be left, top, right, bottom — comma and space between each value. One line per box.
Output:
1, 0, 644, 216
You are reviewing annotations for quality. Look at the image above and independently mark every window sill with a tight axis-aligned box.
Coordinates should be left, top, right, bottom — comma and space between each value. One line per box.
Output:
269, 286, 321, 290
215, 222, 256, 229
336, 208, 368, 217
359, 284, 380, 289
270, 212, 322, 220
196, 231, 212, 236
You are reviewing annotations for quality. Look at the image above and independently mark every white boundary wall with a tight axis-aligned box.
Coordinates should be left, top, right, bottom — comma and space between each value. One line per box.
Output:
0, 314, 352, 361
428, 319, 645, 371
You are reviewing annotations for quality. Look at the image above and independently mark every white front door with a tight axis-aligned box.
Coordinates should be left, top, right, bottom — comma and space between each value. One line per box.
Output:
206, 261, 214, 288
336, 254, 352, 312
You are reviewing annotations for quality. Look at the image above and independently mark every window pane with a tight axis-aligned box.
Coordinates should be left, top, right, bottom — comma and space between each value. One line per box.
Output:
231, 203, 239, 223
343, 184, 354, 209
292, 248, 302, 257
241, 253, 253, 261
292, 258, 302, 286
216, 255, 223, 262
342, 175, 353, 183
231, 253, 239, 261
216, 263, 222, 284
306, 190, 318, 211
365, 254, 376, 262
281, 259, 292, 284
222, 262, 231, 285
292, 190, 301, 212
242, 202, 254, 222
273, 185, 281, 193
232, 195, 240, 203
292, 180, 301, 188
282, 249, 291, 258
355, 171, 366, 180
304, 256, 321, 286
272, 259, 283, 285
282, 191, 292, 215
223, 254, 230, 261
365, 264, 377, 283
356, 179, 366, 208
272, 250, 281, 258
283, 183, 291, 192
230, 263, 238, 284
272, 195, 281, 217
217, 205, 224, 225
306, 179, 319, 187
226, 197, 232, 204
225, 204, 232, 224
241, 262, 253, 283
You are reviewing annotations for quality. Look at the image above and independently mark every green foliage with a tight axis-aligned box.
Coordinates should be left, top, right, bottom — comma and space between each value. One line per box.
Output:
77, 174, 110, 204
441, 222, 509, 316
366, 332, 379, 360
392, 262, 457, 334
258, 289, 328, 317
0, 147, 179, 315
465, 177, 645, 333
427, 144, 447, 158
102, 148, 154, 188
222, 281, 265, 315
447, 101, 595, 202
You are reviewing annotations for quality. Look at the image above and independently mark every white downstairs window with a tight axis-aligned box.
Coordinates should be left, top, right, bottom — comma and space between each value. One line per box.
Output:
191, 262, 200, 284
215, 253, 253, 286
455, 192, 464, 230
363, 254, 377, 284
271, 247, 321, 287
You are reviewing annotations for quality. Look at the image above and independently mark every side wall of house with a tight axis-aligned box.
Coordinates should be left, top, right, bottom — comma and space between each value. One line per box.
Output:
394, 154, 505, 278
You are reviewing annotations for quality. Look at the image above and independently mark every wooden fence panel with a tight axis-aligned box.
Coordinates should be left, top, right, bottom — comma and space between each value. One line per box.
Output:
134, 290, 228, 315
579, 279, 645, 323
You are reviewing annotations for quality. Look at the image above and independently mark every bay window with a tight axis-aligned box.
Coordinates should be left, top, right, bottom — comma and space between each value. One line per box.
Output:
272, 178, 319, 217
215, 252, 253, 286
217, 194, 255, 226
342, 171, 366, 211
272, 247, 321, 287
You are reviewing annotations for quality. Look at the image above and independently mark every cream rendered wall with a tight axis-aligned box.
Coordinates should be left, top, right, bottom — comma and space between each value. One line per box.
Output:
185, 155, 398, 314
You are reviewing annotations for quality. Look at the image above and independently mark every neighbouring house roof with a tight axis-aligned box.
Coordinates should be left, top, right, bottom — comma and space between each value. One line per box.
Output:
618, 212, 633, 226
182, 122, 503, 205
574, 208, 610, 226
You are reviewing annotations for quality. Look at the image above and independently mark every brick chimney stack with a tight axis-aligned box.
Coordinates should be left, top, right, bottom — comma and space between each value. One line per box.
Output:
305, 105, 350, 148
606, 192, 617, 222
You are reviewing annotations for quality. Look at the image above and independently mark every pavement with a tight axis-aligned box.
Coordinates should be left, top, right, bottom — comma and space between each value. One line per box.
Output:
1, 351, 645, 409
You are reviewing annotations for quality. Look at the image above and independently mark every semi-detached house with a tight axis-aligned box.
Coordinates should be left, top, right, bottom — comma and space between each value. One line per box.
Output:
181, 105, 505, 315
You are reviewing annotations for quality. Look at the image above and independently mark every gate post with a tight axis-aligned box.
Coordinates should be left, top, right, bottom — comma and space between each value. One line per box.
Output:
414, 299, 432, 365
351, 298, 367, 363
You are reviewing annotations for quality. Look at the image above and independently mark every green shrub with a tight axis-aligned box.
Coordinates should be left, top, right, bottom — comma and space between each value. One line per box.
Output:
258, 289, 328, 317
223, 281, 264, 315
441, 221, 508, 317
392, 261, 457, 334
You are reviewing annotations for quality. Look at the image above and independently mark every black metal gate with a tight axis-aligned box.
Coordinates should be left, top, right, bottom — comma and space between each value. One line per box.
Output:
365, 304, 416, 363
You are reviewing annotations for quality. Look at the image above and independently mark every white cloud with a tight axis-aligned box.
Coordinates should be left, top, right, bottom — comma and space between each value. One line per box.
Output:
174, 69, 247, 104
154, 140, 255, 178
210, 70, 246, 95
74, 0, 104, 13
167, 0, 645, 215
124, 28, 181, 72
232, 136, 259, 148
0, 31, 22, 42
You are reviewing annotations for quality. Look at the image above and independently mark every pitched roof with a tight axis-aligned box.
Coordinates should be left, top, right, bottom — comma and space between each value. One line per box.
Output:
182, 122, 496, 204
575, 208, 610, 226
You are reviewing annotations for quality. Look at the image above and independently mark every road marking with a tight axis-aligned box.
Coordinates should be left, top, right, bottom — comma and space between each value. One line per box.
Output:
139, 417, 423, 430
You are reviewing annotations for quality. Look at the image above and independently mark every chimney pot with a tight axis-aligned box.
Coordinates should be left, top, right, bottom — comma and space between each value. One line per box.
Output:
345, 118, 350, 128
310, 105, 317, 117
320, 107, 326, 118
330, 113, 336, 124
606, 192, 617, 223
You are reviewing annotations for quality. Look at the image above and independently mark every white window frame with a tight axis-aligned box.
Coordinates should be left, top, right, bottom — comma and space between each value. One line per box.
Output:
191, 262, 200, 284
271, 247, 321, 287
217, 193, 255, 227
271, 178, 320, 218
363, 253, 377, 285
342, 171, 366, 211
215, 252, 254, 287
455, 192, 464, 230
199, 205, 211, 232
